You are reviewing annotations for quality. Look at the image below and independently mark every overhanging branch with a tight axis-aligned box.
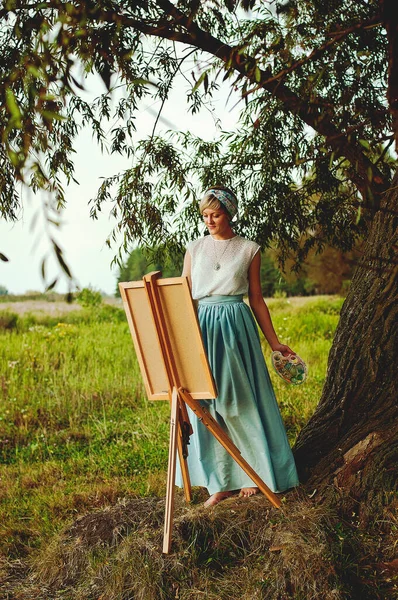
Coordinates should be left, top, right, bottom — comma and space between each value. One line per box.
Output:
117, 1, 388, 205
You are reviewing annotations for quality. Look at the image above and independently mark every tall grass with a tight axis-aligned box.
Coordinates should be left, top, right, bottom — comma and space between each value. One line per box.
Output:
0, 297, 342, 559
0, 309, 172, 558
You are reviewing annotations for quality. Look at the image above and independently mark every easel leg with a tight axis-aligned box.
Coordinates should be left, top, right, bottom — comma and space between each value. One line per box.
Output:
163, 387, 179, 554
179, 388, 281, 509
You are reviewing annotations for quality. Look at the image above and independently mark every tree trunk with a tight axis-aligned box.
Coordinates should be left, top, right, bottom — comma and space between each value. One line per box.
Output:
294, 167, 398, 500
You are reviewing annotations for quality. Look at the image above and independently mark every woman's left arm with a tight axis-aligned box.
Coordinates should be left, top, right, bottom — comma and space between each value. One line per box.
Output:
248, 251, 295, 356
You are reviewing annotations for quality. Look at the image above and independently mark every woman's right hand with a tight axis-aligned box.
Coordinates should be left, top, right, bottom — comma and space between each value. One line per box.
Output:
272, 342, 295, 357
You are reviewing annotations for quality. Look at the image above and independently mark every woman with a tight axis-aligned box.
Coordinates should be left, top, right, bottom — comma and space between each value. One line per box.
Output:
179, 186, 299, 507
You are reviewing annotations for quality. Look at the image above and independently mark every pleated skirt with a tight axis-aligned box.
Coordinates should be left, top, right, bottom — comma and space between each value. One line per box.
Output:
176, 295, 299, 495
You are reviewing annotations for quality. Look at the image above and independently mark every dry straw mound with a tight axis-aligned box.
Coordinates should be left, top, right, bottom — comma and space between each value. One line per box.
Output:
27, 489, 346, 600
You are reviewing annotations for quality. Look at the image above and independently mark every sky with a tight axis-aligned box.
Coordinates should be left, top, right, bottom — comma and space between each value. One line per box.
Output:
0, 72, 240, 296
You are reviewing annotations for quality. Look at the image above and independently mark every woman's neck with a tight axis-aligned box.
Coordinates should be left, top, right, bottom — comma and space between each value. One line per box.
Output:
210, 229, 236, 241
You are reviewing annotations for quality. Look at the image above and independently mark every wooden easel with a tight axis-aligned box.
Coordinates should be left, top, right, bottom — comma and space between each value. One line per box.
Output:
120, 272, 281, 554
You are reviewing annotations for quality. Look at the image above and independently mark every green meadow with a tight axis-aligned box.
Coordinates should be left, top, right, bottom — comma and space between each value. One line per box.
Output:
0, 295, 341, 560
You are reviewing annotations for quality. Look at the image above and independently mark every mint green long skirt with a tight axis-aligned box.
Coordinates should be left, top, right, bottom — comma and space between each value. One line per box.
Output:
176, 295, 299, 495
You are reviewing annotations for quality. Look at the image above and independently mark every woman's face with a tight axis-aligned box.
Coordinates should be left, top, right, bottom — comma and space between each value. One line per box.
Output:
202, 207, 232, 238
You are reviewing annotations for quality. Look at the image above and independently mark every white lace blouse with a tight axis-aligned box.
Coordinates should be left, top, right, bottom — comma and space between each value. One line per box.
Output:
187, 235, 260, 300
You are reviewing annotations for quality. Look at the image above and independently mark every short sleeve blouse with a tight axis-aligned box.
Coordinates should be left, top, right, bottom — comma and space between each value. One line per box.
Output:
187, 235, 260, 300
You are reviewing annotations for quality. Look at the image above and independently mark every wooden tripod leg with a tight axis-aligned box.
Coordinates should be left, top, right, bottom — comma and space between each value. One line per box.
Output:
163, 387, 179, 554
179, 388, 281, 509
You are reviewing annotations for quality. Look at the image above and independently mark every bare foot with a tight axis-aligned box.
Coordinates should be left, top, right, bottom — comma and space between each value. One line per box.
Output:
204, 491, 236, 508
239, 487, 259, 498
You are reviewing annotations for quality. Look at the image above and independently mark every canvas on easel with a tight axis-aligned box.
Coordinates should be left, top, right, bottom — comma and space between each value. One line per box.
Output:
119, 272, 281, 554
119, 275, 217, 401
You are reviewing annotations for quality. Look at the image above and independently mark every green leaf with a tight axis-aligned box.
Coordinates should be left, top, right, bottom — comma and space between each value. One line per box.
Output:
41, 110, 66, 122
69, 74, 85, 91
359, 139, 370, 151
46, 278, 58, 292
5, 0, 18, 10
192, 71, 208, 93
27, 65, 42, 79
203, 73, 209, 94
52, 241, 72, 278
41, 258, 46, 280
8, 150, 22, 167
5, 89, 22, 127
130, 78, 158, 88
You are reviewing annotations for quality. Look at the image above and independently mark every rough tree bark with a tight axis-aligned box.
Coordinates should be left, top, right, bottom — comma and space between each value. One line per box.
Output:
294, 167, 398, 500
381, 0, 398, 151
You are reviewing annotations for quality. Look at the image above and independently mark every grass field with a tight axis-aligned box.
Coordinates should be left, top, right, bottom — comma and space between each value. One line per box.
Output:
0, 296, 340, 554
3, 294, 394, 599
